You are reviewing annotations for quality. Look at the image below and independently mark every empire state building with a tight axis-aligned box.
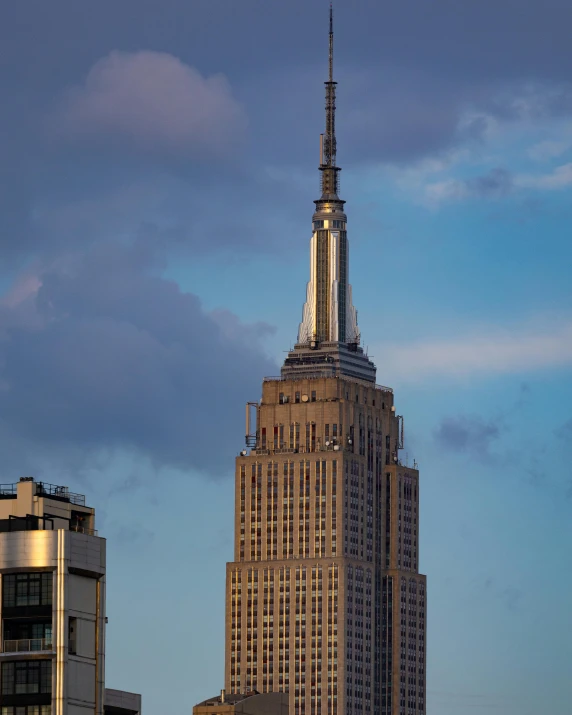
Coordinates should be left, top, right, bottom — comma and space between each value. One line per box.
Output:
224, 9, 427, 715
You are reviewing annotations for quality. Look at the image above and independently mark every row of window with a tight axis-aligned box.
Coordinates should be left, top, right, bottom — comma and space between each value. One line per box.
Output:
3, 573, 53, 609
230, 566, 340, 693
240, 461, 339, 561
1, 661, 51, 695
312, 220, 345, 230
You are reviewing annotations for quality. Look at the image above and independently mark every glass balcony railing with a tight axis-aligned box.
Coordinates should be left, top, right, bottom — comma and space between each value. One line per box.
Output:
3, 638, 53, 653
70, 524, 98, 536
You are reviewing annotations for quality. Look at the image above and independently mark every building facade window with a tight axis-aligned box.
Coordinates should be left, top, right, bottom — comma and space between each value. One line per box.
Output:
1, 660, 52, 695
2, 573, 53, 608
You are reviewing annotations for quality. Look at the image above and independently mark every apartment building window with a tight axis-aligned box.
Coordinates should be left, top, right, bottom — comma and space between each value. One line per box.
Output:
2, 573, 52, 608
1, 707, 51, 715
1, 660, 51, 695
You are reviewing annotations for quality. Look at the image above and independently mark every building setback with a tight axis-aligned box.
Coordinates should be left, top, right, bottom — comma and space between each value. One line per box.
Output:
0, 476, 141, 715
224, 9, 426, 715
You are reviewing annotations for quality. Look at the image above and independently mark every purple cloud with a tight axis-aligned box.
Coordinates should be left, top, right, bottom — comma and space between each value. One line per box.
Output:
55, 51, 247, 156
0, 239, 276, 475
435, 415, 501, 460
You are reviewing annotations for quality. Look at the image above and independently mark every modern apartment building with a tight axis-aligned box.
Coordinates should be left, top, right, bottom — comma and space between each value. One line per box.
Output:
0, 476, 140, 715
224, 9, 426, 715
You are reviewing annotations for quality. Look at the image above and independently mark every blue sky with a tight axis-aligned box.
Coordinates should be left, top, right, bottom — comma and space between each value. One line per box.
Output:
1, 1, 572, 713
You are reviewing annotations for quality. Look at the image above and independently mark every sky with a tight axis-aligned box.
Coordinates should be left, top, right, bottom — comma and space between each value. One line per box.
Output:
1, 0, 572, 713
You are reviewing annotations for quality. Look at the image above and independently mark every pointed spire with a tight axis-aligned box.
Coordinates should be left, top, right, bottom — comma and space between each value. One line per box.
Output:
320, 3, 340, 197
329, 2, 334, 84
288, 1, 371, 376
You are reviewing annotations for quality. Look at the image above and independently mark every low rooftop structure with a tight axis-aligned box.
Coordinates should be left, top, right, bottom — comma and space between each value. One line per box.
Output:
194, 690, 288, 715
0, 476, 96, 534
105, 688, 142, 714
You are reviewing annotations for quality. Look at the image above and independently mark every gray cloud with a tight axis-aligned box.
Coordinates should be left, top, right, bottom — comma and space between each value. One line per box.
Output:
54, 51, 247, 157
555, 418, 572, 443
469, 168, 514, 198
501, 585, 522, 612
435, 415, 501, 459
4, 1, 572, 89
0, 239, 277, 475
3, 0, 572, 266
426, 167, 514, 203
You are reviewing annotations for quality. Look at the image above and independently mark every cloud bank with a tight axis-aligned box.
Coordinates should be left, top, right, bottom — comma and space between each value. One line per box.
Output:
0, 240, 276, 476
376, 321, 572, 381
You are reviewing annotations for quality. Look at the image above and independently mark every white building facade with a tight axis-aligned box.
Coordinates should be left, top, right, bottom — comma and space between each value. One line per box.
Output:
0, 477, 140, 715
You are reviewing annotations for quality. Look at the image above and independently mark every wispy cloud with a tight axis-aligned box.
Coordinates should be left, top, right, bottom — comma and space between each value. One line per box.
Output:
429, 689, 509, 710
424, 162, 572, 204
425, 167, 513, 203
528, 139, 571, 162
517, 162, 572, 190
377, 320, 572, 381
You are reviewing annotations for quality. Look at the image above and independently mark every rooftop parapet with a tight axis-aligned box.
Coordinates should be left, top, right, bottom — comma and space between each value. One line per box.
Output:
0, 477, 86, 506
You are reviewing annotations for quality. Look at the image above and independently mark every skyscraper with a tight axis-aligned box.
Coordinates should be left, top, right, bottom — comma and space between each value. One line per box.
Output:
225, 9, 426, 715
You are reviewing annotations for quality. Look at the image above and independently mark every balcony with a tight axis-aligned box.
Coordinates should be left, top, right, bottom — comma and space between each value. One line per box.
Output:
70, 524, 98, 536
3, 638, 53, 653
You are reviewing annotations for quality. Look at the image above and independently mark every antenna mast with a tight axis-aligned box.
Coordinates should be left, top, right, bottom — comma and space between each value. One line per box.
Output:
320, 3, 340, 197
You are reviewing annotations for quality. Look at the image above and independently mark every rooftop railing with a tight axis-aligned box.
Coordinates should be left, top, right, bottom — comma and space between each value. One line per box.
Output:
0, 481, 86, 506
3, 638, 53, 654
36, 482, 86, 506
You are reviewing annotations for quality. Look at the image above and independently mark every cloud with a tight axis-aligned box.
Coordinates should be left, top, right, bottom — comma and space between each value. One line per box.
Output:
424, 160, 572, 205
528, 140, 571, 161
435, 415, 501, 459
0, 239, 277, 476
555, 419, 572, 443
377, 321, 572, 381
55, 51, 247, 156
425, 167, 513, 204
501, 585, 522, 612
517, 162, 572, 190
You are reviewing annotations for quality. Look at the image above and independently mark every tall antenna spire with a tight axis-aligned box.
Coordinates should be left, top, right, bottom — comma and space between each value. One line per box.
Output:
329, 2, 334, 83
320, 2, 340, 198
